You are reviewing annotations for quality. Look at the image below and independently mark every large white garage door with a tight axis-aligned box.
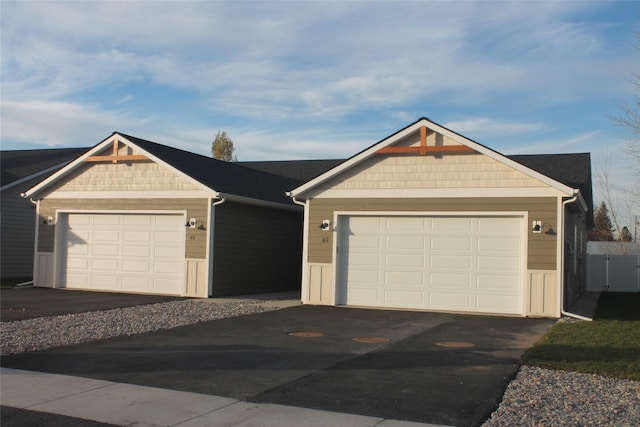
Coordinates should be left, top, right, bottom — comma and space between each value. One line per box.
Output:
62, 213, 185, 295
337, 215, 524, 315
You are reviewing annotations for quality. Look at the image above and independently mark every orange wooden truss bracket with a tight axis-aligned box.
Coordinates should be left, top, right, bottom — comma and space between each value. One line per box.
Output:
85, 140, 150, 163
376, 125, 475, 155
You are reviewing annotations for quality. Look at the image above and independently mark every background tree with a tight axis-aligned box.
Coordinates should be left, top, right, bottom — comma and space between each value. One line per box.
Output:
612, 31, 640, 201
211, 130, 238, 161
619, 226, 633, 242
589, 201, 615, 241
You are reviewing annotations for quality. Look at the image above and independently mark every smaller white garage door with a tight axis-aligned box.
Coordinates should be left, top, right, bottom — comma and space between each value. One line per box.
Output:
337, 215, 524, 315
62, 213, 185, 295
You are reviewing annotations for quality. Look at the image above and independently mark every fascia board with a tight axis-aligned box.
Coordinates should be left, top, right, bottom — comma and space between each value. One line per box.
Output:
23, 133, 218, 199
291, 117, 577, 199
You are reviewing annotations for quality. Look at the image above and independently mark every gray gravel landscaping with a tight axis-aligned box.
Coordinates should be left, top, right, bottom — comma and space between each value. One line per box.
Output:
2, 300, 639, 426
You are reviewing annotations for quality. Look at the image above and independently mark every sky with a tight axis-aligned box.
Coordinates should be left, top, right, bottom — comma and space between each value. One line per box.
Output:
1, 1, 639, 228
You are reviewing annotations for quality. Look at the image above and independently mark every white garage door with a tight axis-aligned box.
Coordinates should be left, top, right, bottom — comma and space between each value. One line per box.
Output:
62, 213, 185, 295
337, 215, 524, 315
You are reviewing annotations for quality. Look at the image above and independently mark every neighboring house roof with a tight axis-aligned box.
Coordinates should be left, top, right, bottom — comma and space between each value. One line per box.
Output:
23, 133, 303, 208
289, 117, 590, 213
239, 159, 344, 182
0, 148, 88, 191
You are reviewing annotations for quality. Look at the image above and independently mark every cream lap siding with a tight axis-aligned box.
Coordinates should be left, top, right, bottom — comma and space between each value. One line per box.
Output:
43, 161, 201, 194
36, 198, 208, 259
307, 197, 558, 270
315, 153, 549, 191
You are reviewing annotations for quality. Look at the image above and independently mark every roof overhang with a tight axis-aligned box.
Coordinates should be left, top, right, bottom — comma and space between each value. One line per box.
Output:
289, 117, 580, 200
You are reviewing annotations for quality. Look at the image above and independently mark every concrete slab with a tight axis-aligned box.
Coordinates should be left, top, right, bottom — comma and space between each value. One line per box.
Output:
0, 368, 114, 408
176, 401, 384, 427
30, 383, 237, 427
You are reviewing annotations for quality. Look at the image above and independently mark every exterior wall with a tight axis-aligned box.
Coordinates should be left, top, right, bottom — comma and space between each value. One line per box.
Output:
564, 209, 588, 307
0, 175, 42, 280
211, 201, 303, 297
42, 160, 201, 194
527, 270, 558, 317
315, 153, 547, 192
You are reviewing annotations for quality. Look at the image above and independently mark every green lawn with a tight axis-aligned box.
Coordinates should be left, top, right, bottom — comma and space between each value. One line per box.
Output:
522, 293, 640, 381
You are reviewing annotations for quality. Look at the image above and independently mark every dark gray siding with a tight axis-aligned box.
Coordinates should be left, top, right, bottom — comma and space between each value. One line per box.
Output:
211, 201, 302, 296
0, 177, 42, 280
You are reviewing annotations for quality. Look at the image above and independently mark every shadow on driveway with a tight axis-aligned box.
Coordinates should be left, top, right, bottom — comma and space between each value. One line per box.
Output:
1, 305, 554, 427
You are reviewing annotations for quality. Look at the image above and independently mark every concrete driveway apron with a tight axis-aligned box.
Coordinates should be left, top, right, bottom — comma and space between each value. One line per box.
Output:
1, 305, 553, 427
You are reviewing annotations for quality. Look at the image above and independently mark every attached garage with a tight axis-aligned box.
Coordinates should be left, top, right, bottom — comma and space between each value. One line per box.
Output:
337, 214, 524, 315
61, 213, 185, 295
288, 117, 592, 318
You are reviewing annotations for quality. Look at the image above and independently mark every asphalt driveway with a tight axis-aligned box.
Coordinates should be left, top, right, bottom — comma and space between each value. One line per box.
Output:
1, 305, 553, 427
1, 287, 183, 321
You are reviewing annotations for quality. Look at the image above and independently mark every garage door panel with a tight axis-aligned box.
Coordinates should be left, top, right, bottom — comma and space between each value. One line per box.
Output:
478, 237, 519, 252
348, 235, 380, 249
430, 292, 471, 309
123, 260, 151, 273
477, 255, 520, 270
431, 237, 471, 251
431, 273, 469, 288
386, 271, 423, 286
62, 213, 185, 295
386, 253, 424, 268
431, 255, 471, 269
385, 290, 423, 306
124, 245, 151, 257
477, 275, 519, 290
386, 235, 424, 250
91, 274, 118, 287
124, 231, 151, 242
92, 245, 119, 256
348, 252, 380, 266
432, 217, 471, 232
386, 217, 425, 233
338, 215, 523, 315
122, 276, 149, 290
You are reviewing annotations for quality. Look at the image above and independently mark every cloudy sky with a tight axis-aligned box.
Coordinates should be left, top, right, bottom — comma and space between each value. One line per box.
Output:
1, 1, 638, 223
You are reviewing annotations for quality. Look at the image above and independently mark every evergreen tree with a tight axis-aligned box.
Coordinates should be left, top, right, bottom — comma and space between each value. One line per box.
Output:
211, 130, 237, 161
588, 201, 615, 241
619, 226, 633, 242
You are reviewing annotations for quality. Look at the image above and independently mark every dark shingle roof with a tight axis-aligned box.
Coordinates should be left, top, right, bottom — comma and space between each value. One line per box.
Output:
239, 159, 344, 182
1, 148, 88, 188
118, 133, 302, 206
509, 153, 593, 226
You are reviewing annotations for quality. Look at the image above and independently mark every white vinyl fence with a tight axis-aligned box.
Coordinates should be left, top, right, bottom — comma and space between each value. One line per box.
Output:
586, 242, 640, 292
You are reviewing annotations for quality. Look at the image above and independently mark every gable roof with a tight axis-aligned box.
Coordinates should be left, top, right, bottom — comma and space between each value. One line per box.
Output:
289, 117, 589, 212
23, 133, 302, 208
239, 159, 344, 182
1, 147, 88, 191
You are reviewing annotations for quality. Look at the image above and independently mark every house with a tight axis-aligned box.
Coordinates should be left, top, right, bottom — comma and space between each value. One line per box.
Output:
1, 148, 88, 281
287, 117, 593, 318
21, 132, 319, 298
